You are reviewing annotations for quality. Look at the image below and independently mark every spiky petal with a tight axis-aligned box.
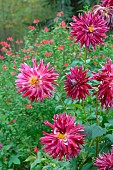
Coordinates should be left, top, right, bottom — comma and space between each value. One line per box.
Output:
91, 5, 113, 29
64, 66, 92, 100
101, 0, 113, 7
94, 149, 113, 170
15, 58, 59, 102
40, 113, 85, 160
70, 11, 107, 50
92, 58, 113, 108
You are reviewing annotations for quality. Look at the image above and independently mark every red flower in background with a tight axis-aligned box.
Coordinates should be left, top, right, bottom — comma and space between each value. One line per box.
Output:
28, 26, 35, 30
34, 146, 38, 153
44, 27, 48, 32
0, 55, 4, 60
57, 11, 64, 17
58, 45, 64, 50
70, 12, 107, 50
6, 50, 12, 56
0, 41, 10, 48
40, 113, 85, 160
33, 19, 39, 24
93, 58, 113, 108
7, 37, 13, 41
94, 149, 113, 170
44, 52, 52, 57
15, 59, 58, 102
64, 66, 92, 100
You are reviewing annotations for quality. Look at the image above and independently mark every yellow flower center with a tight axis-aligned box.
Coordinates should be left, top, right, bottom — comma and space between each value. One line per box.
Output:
88, 25, 94, 32
57, 132, 66, 140
29, 76, 37, 85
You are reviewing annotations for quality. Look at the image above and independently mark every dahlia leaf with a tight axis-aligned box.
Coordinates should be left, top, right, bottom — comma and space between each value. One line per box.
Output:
91, 124, 106, 139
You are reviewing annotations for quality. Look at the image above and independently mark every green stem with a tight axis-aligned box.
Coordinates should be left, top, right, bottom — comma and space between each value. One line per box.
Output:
95, 93, 99, 157
55, 92, 68, 113
84, 48, 87, 68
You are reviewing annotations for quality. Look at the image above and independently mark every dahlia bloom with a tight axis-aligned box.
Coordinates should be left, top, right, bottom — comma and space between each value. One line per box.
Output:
40, 113, 85, 160
70, 11, 107, 50
91, 5, 113, 29
15, 59, 58, 102
92, 58, 113, 108
94, 149, 113, 170
101, 0, 113, 7
64, 66, 92, 100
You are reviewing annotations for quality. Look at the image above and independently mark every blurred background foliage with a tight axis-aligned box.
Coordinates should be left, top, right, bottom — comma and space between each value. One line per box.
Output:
0, 0, 99, 41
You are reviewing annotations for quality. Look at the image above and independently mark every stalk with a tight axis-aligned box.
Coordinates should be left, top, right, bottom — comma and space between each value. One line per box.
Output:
84, 48, 87, 68
95, 92, 99, 157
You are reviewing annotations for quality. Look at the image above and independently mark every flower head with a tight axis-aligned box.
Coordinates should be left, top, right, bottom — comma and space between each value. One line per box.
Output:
101, 0, 113, 7
15, 59, 58, 102
28, 26, 35, 30
70, 11, 107, 50
93, 58, 113, 108
91, 5, 113, 29
94, 149, 113, 170
64, 66, 92, 100
40, 113, 85, 160
33, 19, 39, 24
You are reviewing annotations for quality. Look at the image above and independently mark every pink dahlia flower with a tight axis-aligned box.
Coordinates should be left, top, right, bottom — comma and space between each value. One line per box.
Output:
91, 5, 113, 29
93, 58, 113, 108
40, 113, 85, 160
70, 11, 107, 50
101, 0, 113, 7
15, 59, 58, 102
64, 66, 92, 100
94, 149, 113, 170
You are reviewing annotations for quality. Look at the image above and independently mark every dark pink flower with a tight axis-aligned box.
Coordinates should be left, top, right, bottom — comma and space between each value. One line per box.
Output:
91, 5, 113, 29
92, 58, 113, 108
70, 11, 107, 50
64, 66, 92, 100
101, 0, 113, 7
94, 149, 113, 170
15, 59, 58, 102
40, 113, 85, 160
